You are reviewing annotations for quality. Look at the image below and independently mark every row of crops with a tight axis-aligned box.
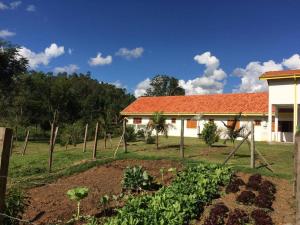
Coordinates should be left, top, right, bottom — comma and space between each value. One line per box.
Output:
105, 164, 232, 225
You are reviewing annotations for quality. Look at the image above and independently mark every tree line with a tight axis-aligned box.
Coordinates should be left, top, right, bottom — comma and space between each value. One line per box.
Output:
0, 41, 135, 140
0, 40, 185, 143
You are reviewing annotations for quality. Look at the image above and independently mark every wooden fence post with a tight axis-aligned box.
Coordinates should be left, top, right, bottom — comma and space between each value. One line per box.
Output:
10, 135, 13, 156
295, 134, 300, 224
0, 127, 13, 224
83, 123, 88, 152
250, 122, 255, 169
22, 129, 30, 156
123, 119, 127, 153
93, 122, 99, 159
180, 118, 184, 158
48, 122, 55, 173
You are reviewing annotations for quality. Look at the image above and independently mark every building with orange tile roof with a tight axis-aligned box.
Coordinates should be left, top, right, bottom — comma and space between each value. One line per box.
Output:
121, 69, 300, 142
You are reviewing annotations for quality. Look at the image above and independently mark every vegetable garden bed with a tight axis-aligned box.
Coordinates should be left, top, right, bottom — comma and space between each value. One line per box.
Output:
22, 160, 295, 225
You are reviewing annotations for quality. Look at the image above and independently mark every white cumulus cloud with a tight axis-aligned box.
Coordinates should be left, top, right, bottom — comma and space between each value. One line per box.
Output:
0, 1, 22, 10
116, 47, 144, 60
134, 78, 151, 97
10, 1, 21, 9
88, 53, 112, 66
282, 54, 300, 70
18, 43, 65, 69
26, 4, 36, 12
54, 64, 79, 74
0, 2, 8, 9
233, 54, 300, 92
111, 80, 127, 89
0, 29, 16, 38
179, 52, 227, 95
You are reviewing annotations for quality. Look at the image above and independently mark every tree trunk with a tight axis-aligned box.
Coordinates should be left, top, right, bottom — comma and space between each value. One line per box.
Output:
104, 133, 107, 149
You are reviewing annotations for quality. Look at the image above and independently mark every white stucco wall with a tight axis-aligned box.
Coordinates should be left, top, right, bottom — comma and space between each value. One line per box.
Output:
269, 79, 299, 105
127, 115, 269, 141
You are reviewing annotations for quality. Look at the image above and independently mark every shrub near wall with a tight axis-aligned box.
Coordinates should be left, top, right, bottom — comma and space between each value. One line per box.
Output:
105, 164, 232, 225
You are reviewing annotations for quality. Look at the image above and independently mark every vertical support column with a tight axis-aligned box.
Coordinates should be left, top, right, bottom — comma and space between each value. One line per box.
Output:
0, 127, 13, 224
180, 118, 184, 158
294, 79, 298, 143
250, 121, 255, 169
123, 118, 127, 153
275, 106, 279, 142
268, 102, 273, 143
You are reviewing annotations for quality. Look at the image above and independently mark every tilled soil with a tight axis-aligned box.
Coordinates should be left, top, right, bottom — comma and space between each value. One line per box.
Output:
23, 160, 295, 225
197, 172, 295, 225
23, 159, 183, 225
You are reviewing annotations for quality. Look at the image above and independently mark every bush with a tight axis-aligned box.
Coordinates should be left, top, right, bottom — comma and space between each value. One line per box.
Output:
254, 193, 273, 209
60, 122, 83, 147
4, 188, 27, 225
226, 209, 249, 225
247, 174, 262, 191
145, 131, 155, 144
251, 209, 274, 225
259, 180, 276, 196
204, 203, 229, 225
122, 166, 154, 191
202, 122, 219, 147
136, 129, 145, 139
124, 126, 137, 142
236, 191, 256, 205
225, 177, 245, 194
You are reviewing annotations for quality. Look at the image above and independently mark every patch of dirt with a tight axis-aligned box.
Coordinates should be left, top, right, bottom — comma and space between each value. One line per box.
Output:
196, 172, 295, 225
23, 159, 183, 225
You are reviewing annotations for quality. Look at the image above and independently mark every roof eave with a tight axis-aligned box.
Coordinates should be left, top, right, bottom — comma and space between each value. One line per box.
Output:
121, 112, 271, 116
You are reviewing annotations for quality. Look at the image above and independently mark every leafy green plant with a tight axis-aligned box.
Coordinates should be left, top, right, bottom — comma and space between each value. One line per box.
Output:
99, 195, 110, 216
60, 122, 84, 148
202, 121, 219, 148
136, 129, 145, 139
4, 188, 27, 225
160, 167, 165, 184
122, 166, 154, 191
125, 126, 137, 142
145, 131, 155, 144
67, 187, 89, 220
168, 167, 177, 175
106, 164, 232, 225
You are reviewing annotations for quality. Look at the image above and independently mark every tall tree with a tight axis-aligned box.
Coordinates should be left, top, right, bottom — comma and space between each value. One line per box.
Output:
146, 75, 185, 96
0, 40, 28, 129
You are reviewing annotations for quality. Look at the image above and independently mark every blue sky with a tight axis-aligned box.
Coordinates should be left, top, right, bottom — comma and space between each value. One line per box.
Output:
1, 0, 300, 96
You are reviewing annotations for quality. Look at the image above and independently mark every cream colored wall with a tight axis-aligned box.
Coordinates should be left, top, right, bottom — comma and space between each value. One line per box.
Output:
126, 115, 269, 141
269, 79, 299, 104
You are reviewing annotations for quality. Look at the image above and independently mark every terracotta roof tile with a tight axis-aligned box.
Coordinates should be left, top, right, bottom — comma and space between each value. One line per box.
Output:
121, 92, 269, 115
260, 69, 300, 79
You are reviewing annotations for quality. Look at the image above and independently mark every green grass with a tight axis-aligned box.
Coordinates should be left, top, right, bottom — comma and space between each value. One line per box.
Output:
8, 136, 294, 189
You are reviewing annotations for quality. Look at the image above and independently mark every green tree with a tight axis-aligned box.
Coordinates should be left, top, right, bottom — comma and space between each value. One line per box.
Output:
202, 121, 219, 148
147, 112, 169, 149
146, 75, 185, 96
0, 41, 28, 127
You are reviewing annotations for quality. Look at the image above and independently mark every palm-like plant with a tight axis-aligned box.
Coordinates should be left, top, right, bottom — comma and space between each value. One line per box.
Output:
147, 112, 169, 149
221, 113, 245, 146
